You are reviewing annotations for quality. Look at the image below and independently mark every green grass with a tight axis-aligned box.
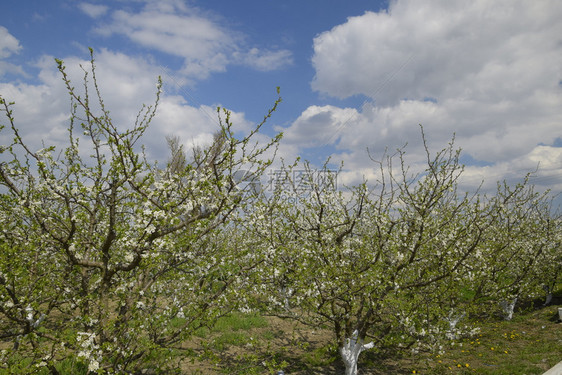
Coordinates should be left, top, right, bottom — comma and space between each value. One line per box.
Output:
412, 305, 562, 375
2, 300, 560, 374
190, 298, 561, 374
0, 354, 89, 375
194, 312, 269, 339
212, 312, 269, 332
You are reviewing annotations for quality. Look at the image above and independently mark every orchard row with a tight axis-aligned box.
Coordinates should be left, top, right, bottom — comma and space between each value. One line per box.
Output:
0, 51, 559, 375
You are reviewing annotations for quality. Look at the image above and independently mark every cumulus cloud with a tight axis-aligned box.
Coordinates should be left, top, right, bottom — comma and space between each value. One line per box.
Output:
236, 48, 293, 71
78, 3, 109, 18
0, 26, 21, 59
95, 0, 292, 80
281, 0, 562, 195
0, 48, 257, 164
311, 1, 562, 105
276, 105, 359, 148
461, 145, 562, 194
0, 26, 25, 77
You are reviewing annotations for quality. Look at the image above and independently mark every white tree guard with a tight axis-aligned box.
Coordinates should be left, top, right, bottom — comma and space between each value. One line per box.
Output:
543, 285, 553, 306
445, 311, 466, 340
340, 330, 374, 375
499, 298, 518, 321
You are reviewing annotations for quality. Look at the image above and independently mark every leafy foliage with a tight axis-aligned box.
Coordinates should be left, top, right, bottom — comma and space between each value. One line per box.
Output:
247, 131, 560, 375
0, 50, 559, 375
0, 50, 281, 373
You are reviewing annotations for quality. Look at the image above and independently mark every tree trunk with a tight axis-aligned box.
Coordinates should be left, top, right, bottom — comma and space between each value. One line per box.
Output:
340, 330, 374, 375
499, 297, 517, 320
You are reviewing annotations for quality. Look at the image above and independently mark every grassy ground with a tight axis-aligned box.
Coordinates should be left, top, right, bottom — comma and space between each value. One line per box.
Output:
180, 300, 562, 374
1, 296, 560, 374
398, 303, 562, 375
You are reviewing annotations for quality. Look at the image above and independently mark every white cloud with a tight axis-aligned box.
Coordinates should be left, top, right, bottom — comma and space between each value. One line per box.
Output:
237, 48, 293, 71
0, 48, 259, 164
276, 105, 358, 148
0, 26, 25, 77
0, 61, 25, 78
281, 0, 562, 195
95, 0, 292, 80
103, 8, 231, 78
311, 1, 562, 105
78, 3, 109, 18
460, 145, 562, 194
0, 26, 21, 59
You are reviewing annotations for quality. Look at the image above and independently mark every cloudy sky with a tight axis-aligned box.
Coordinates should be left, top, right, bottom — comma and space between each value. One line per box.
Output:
1, 0, 562, 202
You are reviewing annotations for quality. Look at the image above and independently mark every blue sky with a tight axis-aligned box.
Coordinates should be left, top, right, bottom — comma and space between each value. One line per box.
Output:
1, 0, 562, 201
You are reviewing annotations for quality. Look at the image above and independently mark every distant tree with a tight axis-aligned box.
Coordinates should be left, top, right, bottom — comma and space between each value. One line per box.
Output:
0, 49, 281, 373
165, 134, 187, 175
467, 179, 561, 319
247, 132, 556, 375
